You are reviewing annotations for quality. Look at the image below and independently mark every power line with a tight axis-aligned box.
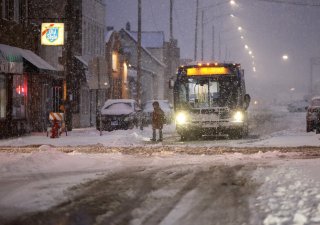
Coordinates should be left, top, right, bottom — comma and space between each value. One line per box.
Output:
253, 0, 320, 7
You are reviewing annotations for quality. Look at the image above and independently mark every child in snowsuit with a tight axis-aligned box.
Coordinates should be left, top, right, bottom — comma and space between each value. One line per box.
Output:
151, 101, 165, 141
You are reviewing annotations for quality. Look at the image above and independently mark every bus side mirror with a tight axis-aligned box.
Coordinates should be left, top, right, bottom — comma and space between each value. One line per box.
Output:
244, 94, 251, 110
169, 78, 175, 89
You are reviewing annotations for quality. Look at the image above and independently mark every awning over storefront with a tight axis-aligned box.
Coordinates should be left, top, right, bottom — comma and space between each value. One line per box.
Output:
0, 44, 57, 74
75, 55, 88, 68
0, 44, 23, 74
20, 50, 57, 72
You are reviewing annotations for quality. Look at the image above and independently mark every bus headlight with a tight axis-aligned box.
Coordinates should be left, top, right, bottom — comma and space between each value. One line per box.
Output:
232, 111, 244, 123
176, 111, 188, 125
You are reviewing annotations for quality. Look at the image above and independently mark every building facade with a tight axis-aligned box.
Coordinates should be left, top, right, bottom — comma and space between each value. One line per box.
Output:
27, 0, 107, 128
0, 0, 59, 137
118, 28, 166, 104
129, 29, 180, 103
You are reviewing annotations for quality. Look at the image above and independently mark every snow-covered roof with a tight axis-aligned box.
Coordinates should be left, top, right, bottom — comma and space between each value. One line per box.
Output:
21, 50, 57, 71
129, 31, 164, 48
105, 30, 114, 43
120, 29, 166, 67
0, 44, 57, 72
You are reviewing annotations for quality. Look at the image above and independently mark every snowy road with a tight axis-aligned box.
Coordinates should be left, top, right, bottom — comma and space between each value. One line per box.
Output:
1, 108, 320, 225
1, 151, 320, 225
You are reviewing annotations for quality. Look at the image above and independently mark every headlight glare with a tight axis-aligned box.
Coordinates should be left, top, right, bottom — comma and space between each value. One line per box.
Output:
232, 111, 244, 123
176, 112, 187, 125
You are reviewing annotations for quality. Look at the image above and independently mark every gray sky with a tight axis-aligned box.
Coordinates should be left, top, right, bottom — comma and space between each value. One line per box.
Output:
106, 0, 320, 103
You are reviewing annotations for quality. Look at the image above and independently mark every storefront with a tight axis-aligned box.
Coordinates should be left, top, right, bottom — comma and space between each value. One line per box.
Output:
0, 44, 58, 138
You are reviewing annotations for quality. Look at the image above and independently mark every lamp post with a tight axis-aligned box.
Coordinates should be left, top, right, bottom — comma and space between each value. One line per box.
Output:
64, 0, 74, 131
137, 0, 142, 106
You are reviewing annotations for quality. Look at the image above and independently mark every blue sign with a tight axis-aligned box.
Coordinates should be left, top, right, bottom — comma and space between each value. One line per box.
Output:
46, 28, 59, 43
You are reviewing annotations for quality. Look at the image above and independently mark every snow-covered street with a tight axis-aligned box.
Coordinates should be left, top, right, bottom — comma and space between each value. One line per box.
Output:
1, 108, 320, 225
0, 107, 319, 148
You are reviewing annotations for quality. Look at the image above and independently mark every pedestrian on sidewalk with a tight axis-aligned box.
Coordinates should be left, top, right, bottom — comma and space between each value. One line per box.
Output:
151, 101, 165, 141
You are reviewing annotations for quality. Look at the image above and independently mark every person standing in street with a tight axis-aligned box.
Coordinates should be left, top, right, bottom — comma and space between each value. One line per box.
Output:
151, 101, 165, 141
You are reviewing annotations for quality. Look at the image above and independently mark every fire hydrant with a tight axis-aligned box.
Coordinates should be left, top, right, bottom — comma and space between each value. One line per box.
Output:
50, 119, 60, 138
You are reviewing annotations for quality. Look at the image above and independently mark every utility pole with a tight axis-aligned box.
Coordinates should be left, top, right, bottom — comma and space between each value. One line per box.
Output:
218, 32, 221, 61
212, 25, 215, 60
194, 0, 199, 61
137, 0, 142, 106
201, 10, 204, 61
170, 0, 173, 40
168, 0, 174, 103
64, 0, 73, 131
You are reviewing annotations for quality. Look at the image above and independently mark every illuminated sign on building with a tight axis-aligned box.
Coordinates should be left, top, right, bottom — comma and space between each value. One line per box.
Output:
41, 23, 65, 46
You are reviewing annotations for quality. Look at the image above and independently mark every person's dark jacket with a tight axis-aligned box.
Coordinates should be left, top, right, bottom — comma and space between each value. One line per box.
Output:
152, 107, 165, 129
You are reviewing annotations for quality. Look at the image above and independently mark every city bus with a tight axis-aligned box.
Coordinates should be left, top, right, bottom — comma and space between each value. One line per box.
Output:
171, 62, 251, 140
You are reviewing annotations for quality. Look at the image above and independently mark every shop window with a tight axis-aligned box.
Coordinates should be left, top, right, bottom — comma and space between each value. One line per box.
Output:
0, 75, 7, 119
1, 0, 10, 19
1, 0, 20, 21
12, 75, 27, 119
13, 0, 20, 23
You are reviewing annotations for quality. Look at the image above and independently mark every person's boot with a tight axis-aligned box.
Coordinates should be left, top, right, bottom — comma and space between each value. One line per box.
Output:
158, 129, 163, 141
151, 129, 156, 141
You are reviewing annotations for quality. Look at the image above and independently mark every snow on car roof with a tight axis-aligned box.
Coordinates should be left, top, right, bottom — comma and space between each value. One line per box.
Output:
103, 99, 136, 107
101, 99, 136, 115
311, 96, 320, 100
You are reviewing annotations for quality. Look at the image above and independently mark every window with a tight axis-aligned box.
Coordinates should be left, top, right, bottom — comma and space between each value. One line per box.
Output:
13, 0, 20, 22
12, 75, 27, 119
0, 75, 7, 119
112, 52, 118, 71
1, 0, 9, 19
1, 0, 20, 21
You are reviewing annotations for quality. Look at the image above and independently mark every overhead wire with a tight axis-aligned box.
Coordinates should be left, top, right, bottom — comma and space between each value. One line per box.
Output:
249, 0, 320, 7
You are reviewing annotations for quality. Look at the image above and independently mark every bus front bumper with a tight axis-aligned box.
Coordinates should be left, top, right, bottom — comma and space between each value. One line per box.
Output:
176, 121, 245, 135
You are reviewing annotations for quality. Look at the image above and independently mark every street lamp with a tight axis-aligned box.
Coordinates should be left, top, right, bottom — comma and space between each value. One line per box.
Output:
282, 54, 289, 61
230, 0, 236, 5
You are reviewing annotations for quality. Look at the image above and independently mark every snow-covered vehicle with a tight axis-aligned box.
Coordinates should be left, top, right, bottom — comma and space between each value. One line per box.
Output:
143, 100, 174, 125
97, 99, 143, 131
306, 96, 320, 133
171, 62, 251, 140
287, 99, 309, 112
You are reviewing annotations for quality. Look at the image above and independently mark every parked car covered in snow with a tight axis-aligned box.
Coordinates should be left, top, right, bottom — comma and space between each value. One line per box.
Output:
306, 96, 320, 133
97, 99, 143, 131
287, 99, 309, 112
143, 100, 174, 125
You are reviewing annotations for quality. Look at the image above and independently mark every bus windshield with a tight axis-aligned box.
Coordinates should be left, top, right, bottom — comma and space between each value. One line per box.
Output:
176, 76, 240, 109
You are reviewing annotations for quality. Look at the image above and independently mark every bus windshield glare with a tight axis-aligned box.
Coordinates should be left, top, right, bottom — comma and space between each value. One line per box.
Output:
176, 76, 240, 109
